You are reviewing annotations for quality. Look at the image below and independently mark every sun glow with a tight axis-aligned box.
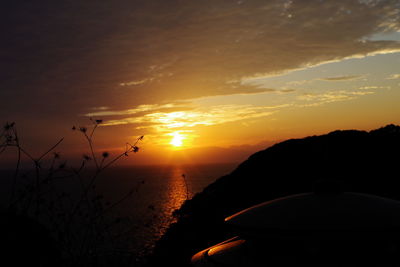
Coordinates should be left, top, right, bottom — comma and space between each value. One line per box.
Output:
170, 132, 184, 147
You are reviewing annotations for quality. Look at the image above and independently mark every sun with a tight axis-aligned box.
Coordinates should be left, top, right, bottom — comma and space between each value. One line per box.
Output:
170, 132, 184, 147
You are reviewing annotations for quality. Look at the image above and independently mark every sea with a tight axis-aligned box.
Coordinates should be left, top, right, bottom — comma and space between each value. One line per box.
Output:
0, 163, 238, 260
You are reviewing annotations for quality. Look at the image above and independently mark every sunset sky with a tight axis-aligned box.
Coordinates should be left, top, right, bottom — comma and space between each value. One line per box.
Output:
1, 0, 400, 165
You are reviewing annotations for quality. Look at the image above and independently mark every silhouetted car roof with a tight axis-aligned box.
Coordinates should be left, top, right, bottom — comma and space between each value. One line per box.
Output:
226, 192, 400, 236
192, 191, 400, 266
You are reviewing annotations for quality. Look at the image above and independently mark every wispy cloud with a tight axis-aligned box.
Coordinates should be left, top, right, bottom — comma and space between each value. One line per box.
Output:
119, 79, 148, 86
89, 106, 110, 111
280, 89, 296, 93
93, 86, 376, 131
95, 104, 279, 131
358, 85, 389, 90
320, 75, 364, 81
297, 90, 375, 106
84, 103, 191, 117
285, 80, 311, 86
386, 74, 400, 80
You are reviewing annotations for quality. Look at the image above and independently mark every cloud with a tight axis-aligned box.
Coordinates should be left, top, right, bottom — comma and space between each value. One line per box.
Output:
98, 104, 278, 131
2, 0, 400, 118
386, 74, 400, 80
358, 85, 389, 90
285, 80, 311, 86
319, 75, 364, 81
100, 86, 377, 132
297, 90, 375, 106
280, 89, 296, 93
83, 103, 192, 117
89, 106, 110, 111
119, 79, 148, 86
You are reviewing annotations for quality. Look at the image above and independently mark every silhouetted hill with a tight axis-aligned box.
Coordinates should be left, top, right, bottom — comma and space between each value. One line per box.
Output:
148, 124, 400, 266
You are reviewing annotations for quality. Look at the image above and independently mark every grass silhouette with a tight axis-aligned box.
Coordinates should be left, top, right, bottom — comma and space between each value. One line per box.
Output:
1, 119, 144, 266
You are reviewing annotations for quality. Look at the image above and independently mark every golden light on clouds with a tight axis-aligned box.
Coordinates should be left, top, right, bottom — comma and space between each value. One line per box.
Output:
151, 111, 193, 129
93, 104, 276, 148
71, 0, 400, 158
2, 0, 400, 166
98, 104, 275, 128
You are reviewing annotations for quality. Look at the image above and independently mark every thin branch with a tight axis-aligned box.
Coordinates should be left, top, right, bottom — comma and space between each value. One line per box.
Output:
35, 159, 41, 214
89, 123, 98, 139
13, 145, 36, 162
99, 156, 106, 170
181, 174, 190, 201
9, 127, 21, 207
37, 138, 64, 162
92, 184, 140, 220
101, 136, 143, 170
100, 151, 127, 171
67, 136, 142, 225
83, 132, 99, 170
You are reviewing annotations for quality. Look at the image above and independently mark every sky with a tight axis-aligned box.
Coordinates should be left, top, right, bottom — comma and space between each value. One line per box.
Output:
1, 0, 400, 165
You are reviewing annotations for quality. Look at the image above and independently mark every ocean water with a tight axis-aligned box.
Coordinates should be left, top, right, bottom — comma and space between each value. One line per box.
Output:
0, 163, 238, 258
93, 163, 238, 256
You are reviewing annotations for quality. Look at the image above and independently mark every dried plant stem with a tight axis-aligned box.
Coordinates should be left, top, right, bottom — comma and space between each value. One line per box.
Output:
181, 174, 190, 201
10, 127, 21, 207
37, 138, 64, 162
2, 120, 144, 266
84, 132, 99, 169
101, 138, 141, 171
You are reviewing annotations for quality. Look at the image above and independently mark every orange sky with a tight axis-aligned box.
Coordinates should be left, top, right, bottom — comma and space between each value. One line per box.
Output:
1, 0, 400, 166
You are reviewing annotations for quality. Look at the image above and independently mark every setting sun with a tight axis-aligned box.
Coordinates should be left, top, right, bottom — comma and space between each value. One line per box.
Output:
170, 132, 184, 147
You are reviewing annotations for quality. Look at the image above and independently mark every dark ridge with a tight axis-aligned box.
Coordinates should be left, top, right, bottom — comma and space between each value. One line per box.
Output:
147, 124, 400, 267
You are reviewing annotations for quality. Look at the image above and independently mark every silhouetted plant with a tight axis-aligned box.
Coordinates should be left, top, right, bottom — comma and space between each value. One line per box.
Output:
181, 173, 190, 201
1, 119, 144, 266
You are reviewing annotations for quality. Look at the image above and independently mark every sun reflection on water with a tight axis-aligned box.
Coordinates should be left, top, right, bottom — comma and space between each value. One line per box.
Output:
156, 166, 190, 236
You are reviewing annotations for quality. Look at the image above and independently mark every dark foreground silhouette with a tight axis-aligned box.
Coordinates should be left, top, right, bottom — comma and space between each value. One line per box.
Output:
0, 212, 61, 266
148, 124, 400, 266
